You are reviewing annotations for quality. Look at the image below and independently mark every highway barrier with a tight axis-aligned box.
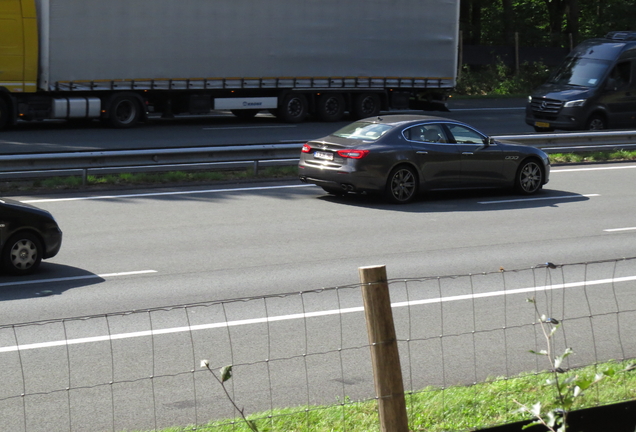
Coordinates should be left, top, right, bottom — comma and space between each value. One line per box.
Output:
1, 131, 636, 183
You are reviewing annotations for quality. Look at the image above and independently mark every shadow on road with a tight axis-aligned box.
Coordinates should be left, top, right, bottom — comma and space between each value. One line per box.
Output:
316, 188, 592, 212
0, 263, 104, 302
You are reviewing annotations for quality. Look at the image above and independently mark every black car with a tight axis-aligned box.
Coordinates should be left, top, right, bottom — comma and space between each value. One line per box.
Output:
0, 198, 63, 275
298, 115, 550, 203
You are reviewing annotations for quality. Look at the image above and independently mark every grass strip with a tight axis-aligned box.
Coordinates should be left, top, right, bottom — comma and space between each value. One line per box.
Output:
0, 166, 298, 194
143, 360, 635, 432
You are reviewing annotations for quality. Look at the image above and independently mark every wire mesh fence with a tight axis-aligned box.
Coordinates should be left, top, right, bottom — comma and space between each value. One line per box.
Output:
1, 256, 635, 431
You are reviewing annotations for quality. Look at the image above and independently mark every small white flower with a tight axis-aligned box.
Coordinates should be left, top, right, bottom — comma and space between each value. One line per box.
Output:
200, 359, 209, 368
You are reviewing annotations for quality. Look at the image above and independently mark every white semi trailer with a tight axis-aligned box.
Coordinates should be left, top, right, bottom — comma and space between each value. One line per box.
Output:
0, 0, 459, 128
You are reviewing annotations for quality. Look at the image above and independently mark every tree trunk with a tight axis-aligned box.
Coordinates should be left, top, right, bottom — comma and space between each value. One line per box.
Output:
502, 0, 514, 45
544, 0, 568, 46
567, 0, 580, 45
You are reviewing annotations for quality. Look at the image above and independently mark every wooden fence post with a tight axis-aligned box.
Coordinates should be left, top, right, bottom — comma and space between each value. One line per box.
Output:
359, 265, 409, 432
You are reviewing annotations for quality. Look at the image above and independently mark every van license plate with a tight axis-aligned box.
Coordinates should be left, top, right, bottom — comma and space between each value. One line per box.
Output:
535, 121, 550, 128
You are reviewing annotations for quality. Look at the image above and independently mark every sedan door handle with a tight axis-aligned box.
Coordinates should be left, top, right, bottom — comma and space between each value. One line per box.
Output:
462, 152, 474, 155
416, 151, 428, 154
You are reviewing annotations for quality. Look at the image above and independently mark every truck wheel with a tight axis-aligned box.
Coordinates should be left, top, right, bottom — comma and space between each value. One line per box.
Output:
2, 232, 43, 275
278, 93, 308, 123
0, 98, 9, 130
585, 114, 606, 130
317, 93, 345, 122
352, 93, 381, 119
108, 94, 141, 128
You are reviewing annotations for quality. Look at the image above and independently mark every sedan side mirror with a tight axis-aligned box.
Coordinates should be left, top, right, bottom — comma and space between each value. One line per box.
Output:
487, 137, 496, 146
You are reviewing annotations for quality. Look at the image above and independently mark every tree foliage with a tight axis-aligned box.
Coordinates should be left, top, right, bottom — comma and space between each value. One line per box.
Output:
462, 0, 636, 47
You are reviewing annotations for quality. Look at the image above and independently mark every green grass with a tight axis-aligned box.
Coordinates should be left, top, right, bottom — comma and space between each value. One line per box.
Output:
0, 166, 298, 194
137, 360, 635, 432
549, 149, 636, 164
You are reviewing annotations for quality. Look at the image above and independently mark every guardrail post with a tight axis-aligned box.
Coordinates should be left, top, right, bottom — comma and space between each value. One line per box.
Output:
253, 160, 259, 176
82, 169, 88, 186
359, 265, 409, 432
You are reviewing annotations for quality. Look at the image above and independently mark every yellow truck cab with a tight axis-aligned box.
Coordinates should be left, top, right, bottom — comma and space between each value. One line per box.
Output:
0, 0, 38, 128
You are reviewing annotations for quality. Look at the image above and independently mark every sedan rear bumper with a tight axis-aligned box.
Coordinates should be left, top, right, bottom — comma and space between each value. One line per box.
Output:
298, 163, 384, 193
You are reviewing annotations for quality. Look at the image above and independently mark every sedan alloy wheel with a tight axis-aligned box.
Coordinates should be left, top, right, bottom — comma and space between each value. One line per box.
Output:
516, 160, 543, 194
387, 166, 418, 203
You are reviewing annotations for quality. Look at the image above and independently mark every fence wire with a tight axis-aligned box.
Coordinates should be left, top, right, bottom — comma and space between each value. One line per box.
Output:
1, 257, 635, 431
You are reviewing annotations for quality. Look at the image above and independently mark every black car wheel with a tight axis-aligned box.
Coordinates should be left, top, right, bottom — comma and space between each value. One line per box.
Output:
585, 114, 607, 130
386, 165, 418, 204
2, 232, 43, 275
515, 160, 543, 195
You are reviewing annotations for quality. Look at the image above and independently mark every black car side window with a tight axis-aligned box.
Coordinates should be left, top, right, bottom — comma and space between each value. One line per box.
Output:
405, 125, 446, 143
447, 124, 486, 144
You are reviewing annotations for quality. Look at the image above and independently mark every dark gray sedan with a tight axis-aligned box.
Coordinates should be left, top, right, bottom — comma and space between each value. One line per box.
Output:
1, 198, 63, 275
298, 115, 550, 203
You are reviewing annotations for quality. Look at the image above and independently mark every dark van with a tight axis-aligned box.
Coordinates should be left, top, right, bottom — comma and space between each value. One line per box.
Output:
526, 31, 636, 132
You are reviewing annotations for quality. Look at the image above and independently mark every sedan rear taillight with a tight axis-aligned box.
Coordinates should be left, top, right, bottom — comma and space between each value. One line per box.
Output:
337, 149, 369, 159
301, 144, 312, 153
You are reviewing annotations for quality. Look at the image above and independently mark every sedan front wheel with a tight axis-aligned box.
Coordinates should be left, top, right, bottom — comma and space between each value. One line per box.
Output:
2, 232, 43, 275
386, 166, 418, 203
515, 160, 543, 195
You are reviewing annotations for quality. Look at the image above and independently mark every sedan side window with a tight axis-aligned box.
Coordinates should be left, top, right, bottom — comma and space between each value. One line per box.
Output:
404, 125, 447, 143
447, 124, 487, 144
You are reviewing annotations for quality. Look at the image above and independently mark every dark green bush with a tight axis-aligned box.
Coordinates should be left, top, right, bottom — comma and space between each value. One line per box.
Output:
455, 60, 551, 96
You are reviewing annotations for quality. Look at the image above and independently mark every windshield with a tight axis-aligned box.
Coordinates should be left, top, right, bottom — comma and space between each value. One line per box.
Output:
547, 57, 612, 88
332, 122, 393, 140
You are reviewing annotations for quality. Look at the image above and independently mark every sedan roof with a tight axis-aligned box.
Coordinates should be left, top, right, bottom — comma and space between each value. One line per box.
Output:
359, 114, 455, 127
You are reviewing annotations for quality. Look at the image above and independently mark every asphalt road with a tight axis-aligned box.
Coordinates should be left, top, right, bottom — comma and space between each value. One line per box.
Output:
1, 161, 636, 430
2, 99, 636, 430
3, 162, 636, 321
0, 98, 534, 154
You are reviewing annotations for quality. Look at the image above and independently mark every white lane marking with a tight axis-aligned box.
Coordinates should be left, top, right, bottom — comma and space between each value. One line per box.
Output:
22, 184, 314, 203
479, 194, 599, 205
18, 164, 636, 204
0, 270, 157, 288
2, 274, 634, 354
552, 164, 636, 173
604, 227, 636, 232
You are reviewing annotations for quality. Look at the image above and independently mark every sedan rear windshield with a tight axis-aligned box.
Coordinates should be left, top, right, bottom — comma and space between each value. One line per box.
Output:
331, 122, 393, 140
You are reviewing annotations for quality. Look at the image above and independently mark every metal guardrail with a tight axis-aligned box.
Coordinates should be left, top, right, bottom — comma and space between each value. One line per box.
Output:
494, 130, 636, 152
0, 143, 303, 183
1, 131, 635, 182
